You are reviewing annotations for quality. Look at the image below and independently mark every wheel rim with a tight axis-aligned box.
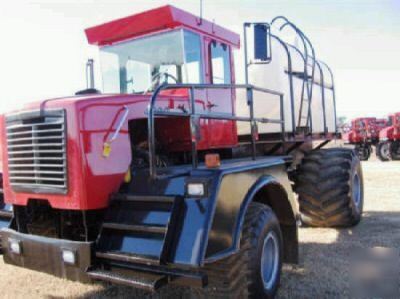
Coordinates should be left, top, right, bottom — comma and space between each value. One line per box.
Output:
261, 231, 279, 290
381, 143, 389, 158
352, 173, 362, 209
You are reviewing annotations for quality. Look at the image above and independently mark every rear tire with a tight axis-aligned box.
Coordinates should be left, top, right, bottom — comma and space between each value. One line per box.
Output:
376, 142, 391, 161
390, 141, 400, 160
202, 202, 283, 298
295, 148, 364, 227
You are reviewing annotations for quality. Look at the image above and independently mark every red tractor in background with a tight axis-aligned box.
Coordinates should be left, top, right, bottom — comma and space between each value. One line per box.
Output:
376, 112, 400, 161
345, 117, 387, 161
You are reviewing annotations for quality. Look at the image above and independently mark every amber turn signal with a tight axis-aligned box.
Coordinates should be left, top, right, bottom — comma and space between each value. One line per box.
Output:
124, 169, 132, 183
205, 153, 221, 168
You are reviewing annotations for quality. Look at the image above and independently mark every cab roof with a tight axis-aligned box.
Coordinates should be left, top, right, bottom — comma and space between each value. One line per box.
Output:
85, 5, 240, 48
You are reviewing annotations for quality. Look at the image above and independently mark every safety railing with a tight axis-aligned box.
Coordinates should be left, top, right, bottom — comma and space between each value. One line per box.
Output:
147, 83, 285, 178
249, 18, 337, 135
271, 17, 316, 131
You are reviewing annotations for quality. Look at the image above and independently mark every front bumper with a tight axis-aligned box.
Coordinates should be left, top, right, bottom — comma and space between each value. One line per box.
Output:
0, 228, 207, 291
0, 228, 92, 283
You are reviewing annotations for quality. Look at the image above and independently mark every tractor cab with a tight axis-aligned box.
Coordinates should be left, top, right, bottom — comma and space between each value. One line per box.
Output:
86, 5, 240, 90
86, 5, 240, 151
389, 113, 400, 130
352, 118, 373, 136
379, 113, 400, 141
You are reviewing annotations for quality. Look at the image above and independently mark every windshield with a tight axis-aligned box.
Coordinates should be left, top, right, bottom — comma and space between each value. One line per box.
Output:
100, 30, 203, 94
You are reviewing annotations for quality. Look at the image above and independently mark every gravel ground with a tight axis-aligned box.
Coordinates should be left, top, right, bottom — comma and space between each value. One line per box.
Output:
0, 159, 399, 299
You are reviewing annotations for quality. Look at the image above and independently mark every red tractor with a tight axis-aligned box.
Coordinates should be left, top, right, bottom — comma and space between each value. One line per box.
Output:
345, 117, 385, 160
0, 115, 13, 247
0, 6, 364, 298
376, 112, 400, 161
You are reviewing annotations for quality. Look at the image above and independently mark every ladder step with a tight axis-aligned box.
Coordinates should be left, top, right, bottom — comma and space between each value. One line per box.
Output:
96, 194, 182, 266
102, 223, 167, 235
0, 210, 12, 219
96, 251, 160, 265
111, 194, 175, 204
87, 269, 167, 291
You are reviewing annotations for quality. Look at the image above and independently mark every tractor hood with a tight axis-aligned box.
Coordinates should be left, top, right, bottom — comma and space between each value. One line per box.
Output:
12, 93, 151, 115
379, 126, 394, 140
1, 91, 191, 210
11, 89, 190, 115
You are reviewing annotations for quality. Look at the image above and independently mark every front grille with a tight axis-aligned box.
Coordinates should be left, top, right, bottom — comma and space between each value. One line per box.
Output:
6, 109, 67, 194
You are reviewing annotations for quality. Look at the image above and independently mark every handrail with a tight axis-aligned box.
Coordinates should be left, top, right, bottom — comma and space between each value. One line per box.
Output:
284, 44, 329, 134
243, 23, 296, 134
283, 43, 309, 127
270, 34, 296, 134
271, 16, 317, 132
314, 61, 327, 135
282, 22, 315, 132
317, 60, 337, 133
147, 83, 285, 178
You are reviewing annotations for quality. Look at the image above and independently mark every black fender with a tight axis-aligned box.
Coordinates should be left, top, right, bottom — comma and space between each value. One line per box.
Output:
235, 176, 284, 248
204, 162, 299, 264
125, 158, 299, 267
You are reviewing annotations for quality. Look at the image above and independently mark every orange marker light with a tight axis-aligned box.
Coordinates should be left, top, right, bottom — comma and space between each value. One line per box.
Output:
205, 153, 221, 168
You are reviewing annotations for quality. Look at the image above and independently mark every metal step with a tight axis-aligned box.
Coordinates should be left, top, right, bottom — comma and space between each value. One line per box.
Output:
96, 194, 183, 266
96, 251, 160, 265
87, 269, 167, 291
102, 223, 167, 235
111, 194, 175, 204
0, 210, 12, 219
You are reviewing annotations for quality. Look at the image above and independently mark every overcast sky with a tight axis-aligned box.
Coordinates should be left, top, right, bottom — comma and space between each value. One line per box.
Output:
0, 0, 399, 120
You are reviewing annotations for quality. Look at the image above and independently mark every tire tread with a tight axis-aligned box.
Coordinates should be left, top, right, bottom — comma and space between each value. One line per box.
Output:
295, 148, 363, 227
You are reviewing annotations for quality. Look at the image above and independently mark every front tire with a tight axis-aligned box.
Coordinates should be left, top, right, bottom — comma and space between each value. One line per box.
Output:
202, 202, 283, 298
390, 141, 400, 160
295, 148, 364, 227
355, 144, 370, 161
376, 142, 391, 161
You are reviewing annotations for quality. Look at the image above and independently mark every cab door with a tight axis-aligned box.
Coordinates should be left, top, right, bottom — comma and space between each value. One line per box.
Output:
205, 39, 237, 147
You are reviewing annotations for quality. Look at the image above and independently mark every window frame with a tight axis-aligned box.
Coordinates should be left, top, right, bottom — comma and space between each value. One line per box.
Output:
209, 40, 232, 85
181, 29, 205, 84
99, 28, 206, 94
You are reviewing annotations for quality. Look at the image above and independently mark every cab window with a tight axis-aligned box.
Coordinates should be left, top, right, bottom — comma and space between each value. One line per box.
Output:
183, 31, 204, 84
100, 29, 204, 94
210, 42, 231, 84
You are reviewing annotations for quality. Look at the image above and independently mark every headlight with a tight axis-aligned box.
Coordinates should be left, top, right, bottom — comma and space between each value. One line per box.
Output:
62, 249, 77, 265
187, 183, 205, 197
9, 239, 22, 255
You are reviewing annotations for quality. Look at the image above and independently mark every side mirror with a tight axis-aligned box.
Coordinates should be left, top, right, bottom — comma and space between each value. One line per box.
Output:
254, 24, 272, 62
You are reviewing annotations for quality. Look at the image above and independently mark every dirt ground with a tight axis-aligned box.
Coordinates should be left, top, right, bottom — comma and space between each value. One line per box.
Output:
0, 159, 399, 299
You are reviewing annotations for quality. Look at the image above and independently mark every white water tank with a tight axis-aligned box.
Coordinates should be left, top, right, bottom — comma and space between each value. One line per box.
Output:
236, 36, 336, 136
